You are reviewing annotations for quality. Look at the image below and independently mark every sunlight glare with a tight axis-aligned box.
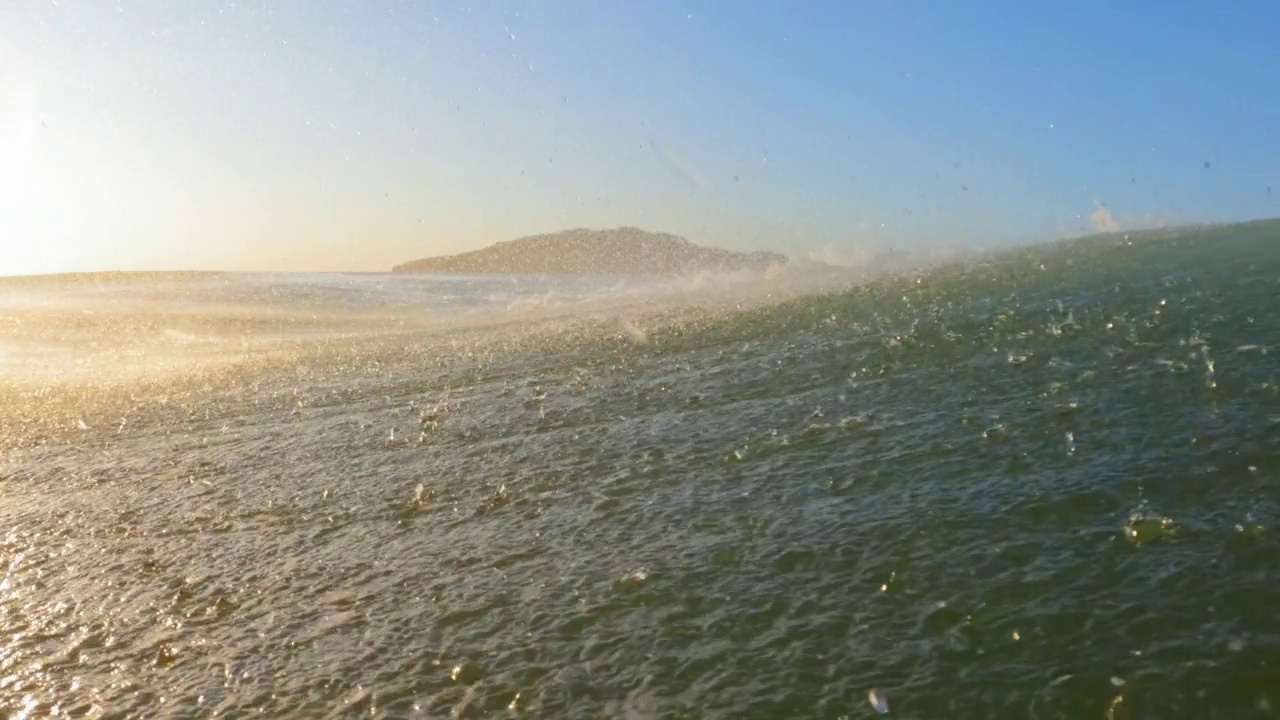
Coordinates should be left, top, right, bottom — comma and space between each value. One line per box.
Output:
0, 87, 38, 275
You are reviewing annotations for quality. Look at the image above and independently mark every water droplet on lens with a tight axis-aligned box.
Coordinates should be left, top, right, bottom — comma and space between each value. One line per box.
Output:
868, 688, 890, 713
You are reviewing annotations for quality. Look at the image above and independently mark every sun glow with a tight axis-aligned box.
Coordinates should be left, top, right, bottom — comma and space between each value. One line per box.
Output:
0, 87, 39, 276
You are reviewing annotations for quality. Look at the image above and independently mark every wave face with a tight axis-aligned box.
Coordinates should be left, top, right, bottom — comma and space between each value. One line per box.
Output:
0, 222, 1278, 718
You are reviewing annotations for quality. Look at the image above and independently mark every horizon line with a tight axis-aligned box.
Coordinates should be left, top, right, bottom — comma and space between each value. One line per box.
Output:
1, 217, 1270, 281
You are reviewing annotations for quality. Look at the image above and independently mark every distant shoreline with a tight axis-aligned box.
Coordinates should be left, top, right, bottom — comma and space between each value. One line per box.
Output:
0, 269, 241, 286
0, 269, 392, 285
3, 218, 1275, 283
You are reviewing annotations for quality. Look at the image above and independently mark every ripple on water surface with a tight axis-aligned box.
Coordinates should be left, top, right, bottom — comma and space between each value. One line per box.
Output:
1, 225, 1279, 718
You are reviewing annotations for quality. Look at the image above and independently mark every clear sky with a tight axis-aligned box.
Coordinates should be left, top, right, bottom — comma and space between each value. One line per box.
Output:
1, 1, 1276, 275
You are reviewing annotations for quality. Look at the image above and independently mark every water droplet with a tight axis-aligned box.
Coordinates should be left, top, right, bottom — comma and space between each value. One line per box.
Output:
868, 688, 890, 714
449, 662, 483, 684
1125, 514, 1177, 544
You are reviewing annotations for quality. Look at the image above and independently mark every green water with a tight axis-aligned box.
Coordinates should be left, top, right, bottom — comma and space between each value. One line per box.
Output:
1, 221, 1277, 718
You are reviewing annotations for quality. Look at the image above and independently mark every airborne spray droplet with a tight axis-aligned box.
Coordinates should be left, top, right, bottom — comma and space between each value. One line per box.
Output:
868, 688, 890, 713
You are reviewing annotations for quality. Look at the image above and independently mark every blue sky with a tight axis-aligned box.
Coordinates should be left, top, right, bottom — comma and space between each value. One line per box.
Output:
0, 1, 1276, 274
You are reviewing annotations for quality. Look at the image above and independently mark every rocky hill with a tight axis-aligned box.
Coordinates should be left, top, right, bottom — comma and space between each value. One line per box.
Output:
392, 227, 787, 277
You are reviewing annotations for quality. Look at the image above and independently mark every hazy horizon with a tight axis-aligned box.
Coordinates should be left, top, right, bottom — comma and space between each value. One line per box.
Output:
2, 1, 1276, 277
0, 216, 1272, 281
